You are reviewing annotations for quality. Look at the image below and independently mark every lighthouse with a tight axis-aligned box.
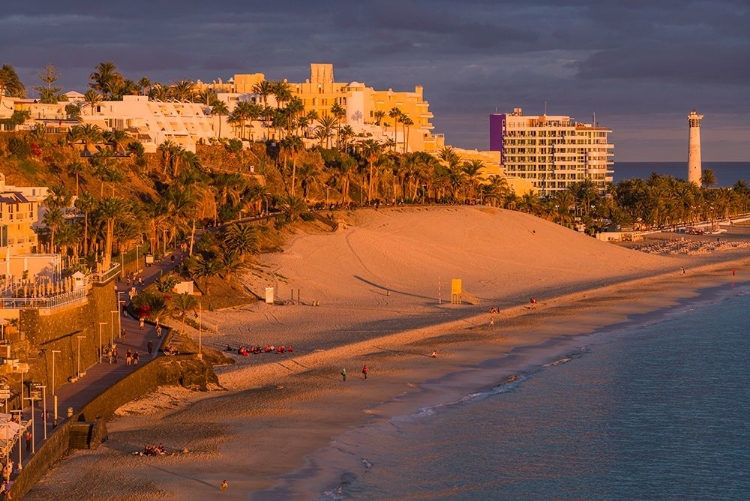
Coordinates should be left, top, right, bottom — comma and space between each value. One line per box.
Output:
687, 110, 704, 185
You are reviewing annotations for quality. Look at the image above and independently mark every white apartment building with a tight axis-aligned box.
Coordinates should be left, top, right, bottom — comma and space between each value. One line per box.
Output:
489, 108, 613, 196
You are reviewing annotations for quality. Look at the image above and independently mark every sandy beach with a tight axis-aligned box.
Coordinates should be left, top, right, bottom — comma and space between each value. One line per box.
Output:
25, 207, 750, 500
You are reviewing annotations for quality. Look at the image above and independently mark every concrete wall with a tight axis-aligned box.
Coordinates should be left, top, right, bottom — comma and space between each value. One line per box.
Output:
16, 281, 119, 402
9, 355, 210, 500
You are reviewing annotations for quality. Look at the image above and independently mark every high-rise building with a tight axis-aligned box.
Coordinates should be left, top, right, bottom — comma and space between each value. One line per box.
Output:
687, 109, 703, 185
489, 108, 613, 196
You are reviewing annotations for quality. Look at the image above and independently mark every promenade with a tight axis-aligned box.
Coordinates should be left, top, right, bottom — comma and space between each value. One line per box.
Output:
12, 249, 183, 472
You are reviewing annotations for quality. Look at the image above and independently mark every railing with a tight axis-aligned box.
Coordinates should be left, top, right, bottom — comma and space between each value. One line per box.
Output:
90, 263, 121, 284
0, 288, 88, 310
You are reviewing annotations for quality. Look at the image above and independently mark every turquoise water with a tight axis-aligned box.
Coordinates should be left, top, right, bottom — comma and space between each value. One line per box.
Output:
291, 281, 750, 500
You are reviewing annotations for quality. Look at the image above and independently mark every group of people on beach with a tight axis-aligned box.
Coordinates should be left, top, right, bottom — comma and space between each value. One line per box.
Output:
229, 344, 293, 356
135, 443, 167, 456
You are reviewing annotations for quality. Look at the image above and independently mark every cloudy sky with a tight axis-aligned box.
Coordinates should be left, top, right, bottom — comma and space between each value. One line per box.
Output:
2, 1, 749, 161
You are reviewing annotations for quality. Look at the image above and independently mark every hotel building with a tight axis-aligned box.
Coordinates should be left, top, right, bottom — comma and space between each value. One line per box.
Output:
489, 108, 613, 196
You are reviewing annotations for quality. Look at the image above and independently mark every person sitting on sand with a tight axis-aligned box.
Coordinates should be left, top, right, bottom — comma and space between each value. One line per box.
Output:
287, 345, 293, 353
431, 350, 438, 358
277, 345, 285, 354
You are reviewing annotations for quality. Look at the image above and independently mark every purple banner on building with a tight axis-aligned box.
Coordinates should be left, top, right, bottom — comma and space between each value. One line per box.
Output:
489, 114, 505, 153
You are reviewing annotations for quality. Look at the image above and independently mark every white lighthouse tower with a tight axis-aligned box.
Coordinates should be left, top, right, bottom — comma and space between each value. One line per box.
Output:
687, 109, 704, 185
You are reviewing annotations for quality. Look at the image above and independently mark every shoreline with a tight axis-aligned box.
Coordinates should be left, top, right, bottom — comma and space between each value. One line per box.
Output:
246, 259, 750, 499
24, 208, 750, 500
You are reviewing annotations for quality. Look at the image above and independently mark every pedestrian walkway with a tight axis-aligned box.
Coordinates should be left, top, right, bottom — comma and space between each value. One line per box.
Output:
16, 249, 185, 471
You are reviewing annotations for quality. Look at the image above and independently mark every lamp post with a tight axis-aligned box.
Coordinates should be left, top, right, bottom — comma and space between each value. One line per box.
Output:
23, 396, 34, 454
11, 409, 22, 468
98, 322, 106, 362
197, 303, 203, 360
33, 385, 47, 440
110, 311, 118, 345
51, 350, 60, 427
76, 335, 86, 378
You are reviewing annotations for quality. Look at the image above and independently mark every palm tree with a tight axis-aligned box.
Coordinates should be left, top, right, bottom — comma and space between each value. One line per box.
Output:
360, 139, 383, 202
103, 129, 130, 154
190, 254, 224, 308
89, 61, 122, 99
97, 197, 126, 270
271, 80, 292, 108
169, 79, 196, 102
83, 89, 102, 116
42, 209, 64, 253
75, 192, 97, 256
218, 247, 249, 282
74, 123, 103, 154
0, 64, 25, 98
281, 135, 305, 195
169, 293, 199, 335
461, 160, 484, 201
211, 100, 229, 138
252, 80, 273, 107
401, 116, 414, 153
67, 161, 85, 197
223, 224, 259, 260
315, 116, 337, 148
330, 102, 346, 148
388, 107, 403, 151
373, 110, 385, 127
136, 76, 151, 96
280, 195, 308, 222
701, 169, 717, 189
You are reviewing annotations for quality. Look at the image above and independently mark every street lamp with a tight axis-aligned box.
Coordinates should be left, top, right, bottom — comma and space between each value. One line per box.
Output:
33, 384, 47, 440
98, 322, 107, 362
51, 350, 60, 427
11, 409, 22, 468
110, 311, 118, 345
76, 335, 86, 378
23, 396, 35, 454
197, 303, 203, 360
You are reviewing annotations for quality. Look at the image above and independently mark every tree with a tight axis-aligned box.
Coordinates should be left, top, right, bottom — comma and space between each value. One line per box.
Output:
190, 254, 223, 308
315, 116, 337, 148
0, 64, 25, 98
33, 64, 62, 104
169, 79, 196, 102
211, 100, 229, 138
169, 293, 198, 335
103, 129, 130, 154
280, 195, 308, 222
223, 224, 259, 260
701, 169, 717, 189
281, 135, 305, 195
42, 209, 64, 253
252, 80, 273, 107
330, 102, 346, 148
136, 76, 151, 96
401, 116, 414, 153
89, 61, 123, 99
388, 107, 403, 151
65, 103, 82, 121
75, 192, 97, 256
97, 197, 126, 270
360, 139, 383, 202
462, 160, 484, 201
83, 89, 102, 116
67, 161, 85, 196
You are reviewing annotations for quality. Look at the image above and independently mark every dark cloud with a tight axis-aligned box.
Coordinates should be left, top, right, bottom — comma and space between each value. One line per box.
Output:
1, 0, 748, 159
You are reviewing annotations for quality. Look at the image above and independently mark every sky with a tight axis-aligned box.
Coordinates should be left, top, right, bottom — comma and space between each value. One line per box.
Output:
2, 0, 749, 161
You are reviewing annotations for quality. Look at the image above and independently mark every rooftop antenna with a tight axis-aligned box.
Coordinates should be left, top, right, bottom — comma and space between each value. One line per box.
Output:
593, 111, 596, 126
543, 101, 547, 115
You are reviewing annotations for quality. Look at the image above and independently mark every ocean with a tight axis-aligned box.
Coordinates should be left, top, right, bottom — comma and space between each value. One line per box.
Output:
614, 162, 750, 187
267, 280, 750, 500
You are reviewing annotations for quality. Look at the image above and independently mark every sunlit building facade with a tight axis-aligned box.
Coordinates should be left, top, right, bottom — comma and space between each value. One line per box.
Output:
489, 108, 613, 196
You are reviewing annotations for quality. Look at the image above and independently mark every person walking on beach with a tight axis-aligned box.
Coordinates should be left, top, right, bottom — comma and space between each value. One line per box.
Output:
147, 341, 154, 355
362, 365, 368, 380
156, 325, 163, 338
220, 480, 228, 492
341, 368, 347, 382
25, 431, 31, 451
139, 317, 145, 330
